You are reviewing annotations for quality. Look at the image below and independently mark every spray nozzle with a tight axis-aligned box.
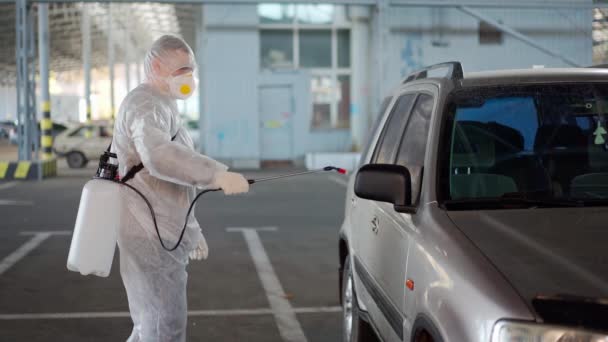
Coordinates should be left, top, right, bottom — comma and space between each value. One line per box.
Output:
323, 166, 348, 175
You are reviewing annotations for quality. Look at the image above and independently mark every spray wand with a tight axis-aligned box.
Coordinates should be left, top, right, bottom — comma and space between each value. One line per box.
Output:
247, 166, 347, 185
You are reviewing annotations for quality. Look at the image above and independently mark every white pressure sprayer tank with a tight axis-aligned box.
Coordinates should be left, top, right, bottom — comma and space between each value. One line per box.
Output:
67, 151, 122, 277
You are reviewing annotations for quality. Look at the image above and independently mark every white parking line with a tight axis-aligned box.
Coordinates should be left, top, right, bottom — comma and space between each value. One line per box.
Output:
0, 231, 71, 276
0, 232, 52, 275
0, 306, 342, 320
0, 182, 17, 191
0, 182, 31, 206
20, 231, 71, 236
227, 227, 308, 342
328, 175, 348, 187
0, 199, 33, 206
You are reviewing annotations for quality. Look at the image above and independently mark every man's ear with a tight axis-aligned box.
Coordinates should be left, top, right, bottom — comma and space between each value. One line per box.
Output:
151, 57, 163, 76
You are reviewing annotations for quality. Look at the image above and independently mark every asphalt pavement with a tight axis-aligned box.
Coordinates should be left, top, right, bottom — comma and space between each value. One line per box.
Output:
0, 163, 349, 341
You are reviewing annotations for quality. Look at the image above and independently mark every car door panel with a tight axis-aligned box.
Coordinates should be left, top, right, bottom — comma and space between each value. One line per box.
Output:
71, 126, 95, 156
352, 93, 417, 341
354, 254, 405, 342
352, 94, 417, 276
371, 93, 436, 341
374, 202, 411, 315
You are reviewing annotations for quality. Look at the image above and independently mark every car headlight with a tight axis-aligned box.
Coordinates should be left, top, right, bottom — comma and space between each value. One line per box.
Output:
492, 321, 608, 342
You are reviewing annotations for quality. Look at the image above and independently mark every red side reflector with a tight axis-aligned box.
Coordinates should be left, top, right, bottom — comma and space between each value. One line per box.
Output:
406, 279, 414, 291
338, 168, 347, 175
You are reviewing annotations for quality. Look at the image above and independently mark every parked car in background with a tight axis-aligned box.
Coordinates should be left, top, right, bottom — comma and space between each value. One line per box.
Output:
54, 122, 113, 168
340, 62, 608, 342
0, 121, 15, 139
47, 122, 68, 141
7, 121, 67, 146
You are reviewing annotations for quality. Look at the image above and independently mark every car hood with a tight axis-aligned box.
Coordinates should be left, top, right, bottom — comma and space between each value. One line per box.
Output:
447, 207, 608, 323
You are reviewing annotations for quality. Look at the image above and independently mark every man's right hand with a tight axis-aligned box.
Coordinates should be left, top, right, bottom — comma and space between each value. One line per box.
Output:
213, 171, 250, 195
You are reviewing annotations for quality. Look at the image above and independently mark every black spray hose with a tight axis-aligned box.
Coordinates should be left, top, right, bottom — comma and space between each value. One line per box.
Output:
116, 166, 348, 252
118, 181, 209, 252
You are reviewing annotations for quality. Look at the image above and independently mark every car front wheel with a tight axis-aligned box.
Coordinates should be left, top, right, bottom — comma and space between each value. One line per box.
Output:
342, 257, 377, 342
66, 151, 87, 169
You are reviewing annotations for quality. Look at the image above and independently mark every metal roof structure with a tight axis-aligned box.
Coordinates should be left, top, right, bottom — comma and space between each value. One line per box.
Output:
3, 0, 606, 164
1, 0, 608, 85
0, 2, 199, 85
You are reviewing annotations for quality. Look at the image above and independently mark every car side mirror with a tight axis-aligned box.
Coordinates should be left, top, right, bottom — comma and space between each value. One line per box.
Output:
354, 164, 414, 213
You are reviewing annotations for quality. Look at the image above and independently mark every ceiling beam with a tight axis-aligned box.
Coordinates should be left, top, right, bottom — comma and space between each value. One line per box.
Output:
0, 0, 605, 9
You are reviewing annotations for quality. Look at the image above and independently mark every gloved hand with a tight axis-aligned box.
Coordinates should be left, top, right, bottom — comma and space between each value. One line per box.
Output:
213, 171, 250, 195
189, 233, 209, 261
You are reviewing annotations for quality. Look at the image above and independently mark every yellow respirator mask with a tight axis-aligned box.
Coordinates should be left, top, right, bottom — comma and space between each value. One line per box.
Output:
168, 73, 196, 100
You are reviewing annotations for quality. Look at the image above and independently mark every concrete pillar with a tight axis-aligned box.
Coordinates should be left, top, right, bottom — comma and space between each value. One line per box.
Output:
372, 0, 389, 124
349, 5, 371, 151
125, 42, 131, 92
38, 3, 52, 160
136, 59, 142, 85
196, 5, 205, 153
15, 0, 33, 161
108, 4, 115, 120
82, 5, 92, 131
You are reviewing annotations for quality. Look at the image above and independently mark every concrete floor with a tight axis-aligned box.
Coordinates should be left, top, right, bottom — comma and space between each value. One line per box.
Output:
0, 163, 349, 341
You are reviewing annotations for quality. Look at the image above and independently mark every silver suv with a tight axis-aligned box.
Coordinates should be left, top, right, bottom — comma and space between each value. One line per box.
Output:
339, 62, 608, 342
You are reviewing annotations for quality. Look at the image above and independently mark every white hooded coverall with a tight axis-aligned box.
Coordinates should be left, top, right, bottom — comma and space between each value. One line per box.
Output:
112, 35, 229, 342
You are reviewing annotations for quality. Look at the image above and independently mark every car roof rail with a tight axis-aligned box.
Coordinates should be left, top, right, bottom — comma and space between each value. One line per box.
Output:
403, 61, 464, 83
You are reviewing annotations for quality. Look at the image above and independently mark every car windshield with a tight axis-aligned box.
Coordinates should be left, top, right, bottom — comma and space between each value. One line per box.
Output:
443, 83, 608, 208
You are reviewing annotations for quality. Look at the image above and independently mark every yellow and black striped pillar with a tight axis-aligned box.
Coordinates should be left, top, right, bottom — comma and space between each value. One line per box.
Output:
0, 159, 57, 180
40, 101, 53, 160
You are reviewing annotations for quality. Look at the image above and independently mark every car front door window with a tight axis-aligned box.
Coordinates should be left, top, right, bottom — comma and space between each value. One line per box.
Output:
372, 94, 417, 164
395, 93, 434, 204
360, 97, 393, 165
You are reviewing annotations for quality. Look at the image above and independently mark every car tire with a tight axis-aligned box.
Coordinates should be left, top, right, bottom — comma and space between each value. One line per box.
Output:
66, 151, 87, 169
342, 257, 377, 342
413, 330, 434, 342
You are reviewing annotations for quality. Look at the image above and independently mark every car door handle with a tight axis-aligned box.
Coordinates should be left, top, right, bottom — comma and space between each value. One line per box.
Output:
371, 216, 379, 235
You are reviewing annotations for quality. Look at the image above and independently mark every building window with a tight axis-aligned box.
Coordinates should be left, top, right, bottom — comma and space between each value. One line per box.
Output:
259, 3, 351, 130
337, 75, 350, 128
260, 30, 294, 69
311, 75, 333, 129
479, 21, 503, 45
259, 4, 295, 24
337, 29, 351, 68
296, 4, 334, 24
299, 30, 332, 68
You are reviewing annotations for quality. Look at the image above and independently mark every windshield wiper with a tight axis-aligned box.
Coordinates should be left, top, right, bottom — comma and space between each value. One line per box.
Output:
571, 198, 608, 206
443, 192, 584, 210
504, 192, 608, 207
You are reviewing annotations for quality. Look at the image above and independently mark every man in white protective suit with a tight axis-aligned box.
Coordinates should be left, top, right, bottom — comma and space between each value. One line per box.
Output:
112, 34, 250, 342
